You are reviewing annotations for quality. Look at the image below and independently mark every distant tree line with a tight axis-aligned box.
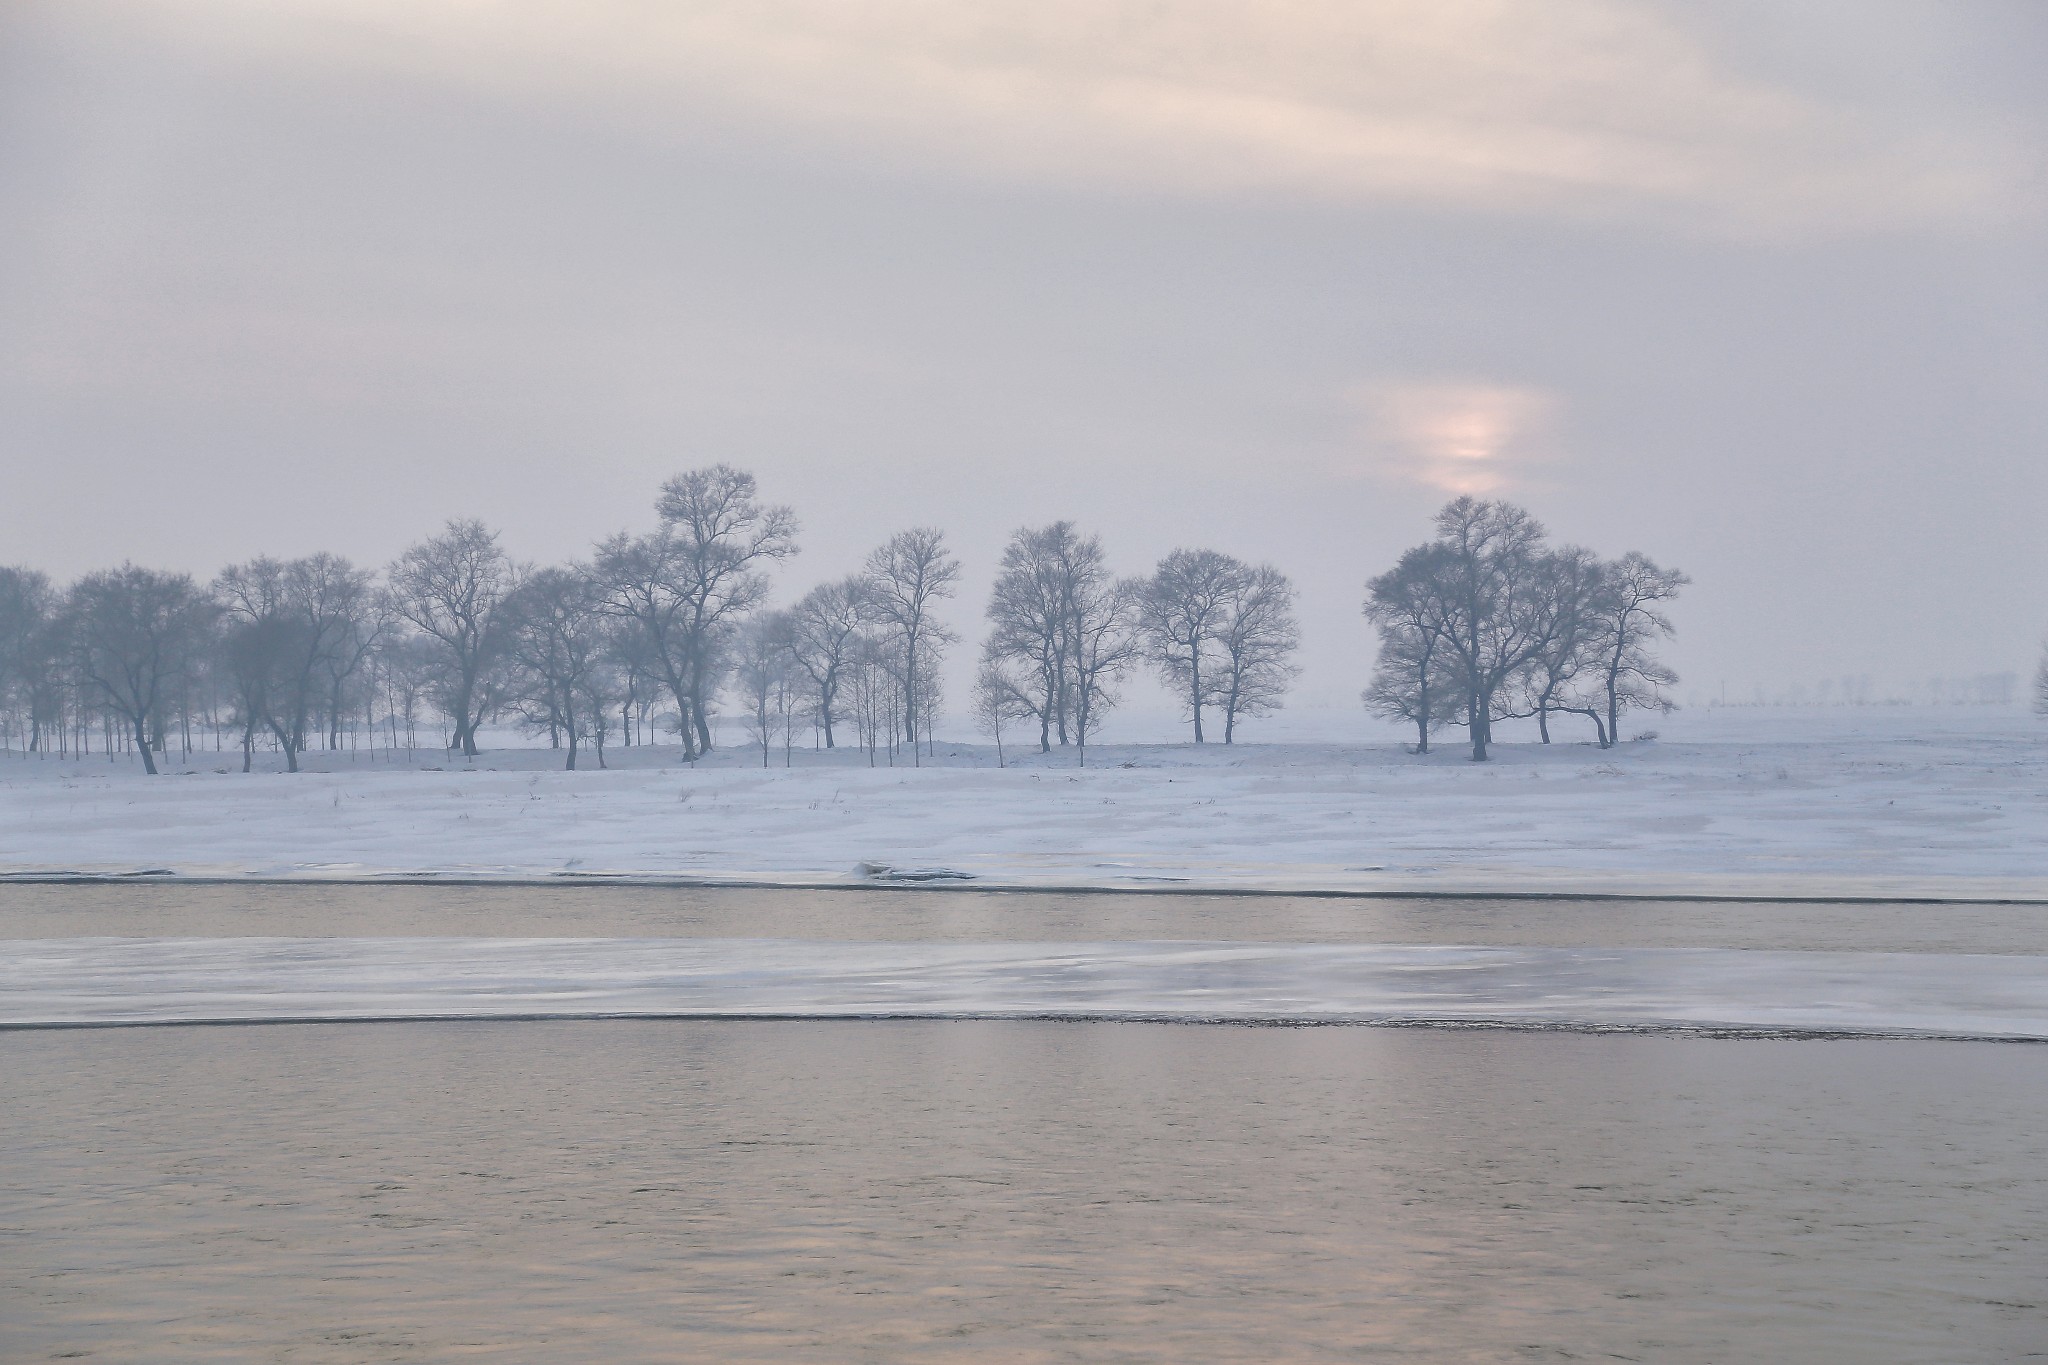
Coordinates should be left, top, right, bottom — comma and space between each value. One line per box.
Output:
1362, 497, 1687, 760
0, 479, 1687, 773
0, 466, 1314, 772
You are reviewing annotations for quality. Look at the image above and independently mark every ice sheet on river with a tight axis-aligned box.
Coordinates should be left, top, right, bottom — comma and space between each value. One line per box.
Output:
5, 938, 2046, 1038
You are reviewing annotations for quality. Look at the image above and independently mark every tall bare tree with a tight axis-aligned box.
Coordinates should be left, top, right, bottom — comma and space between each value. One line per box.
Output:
1069, 571, 1141, 769
655, 465, 798, 753
66, 566, 217, 775
984, 524, 1072, 753
215, 554, 375, 771
1213, 563, 1298, 743
984, 521, 1130, 754
734, 610, 797, 768
1508, 545, 1605, 744
845, 628, 898, 767
1586, 551, 1688, 746
1363, 543, 1461, 754
384, 520, 516, 758
1426, 497, 1552, 762
0, 567, 58, 754
784, 575, 869, 748
1137, 548, 1238, 742
864, 528, 960, 765
972, 654, 1035, 768
504, 564, 609, 769
594, 529, 706, 755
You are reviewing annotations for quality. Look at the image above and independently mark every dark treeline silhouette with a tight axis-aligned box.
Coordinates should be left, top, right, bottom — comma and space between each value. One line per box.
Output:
0, 478, 1680, 772
1363, 497, 1687, 760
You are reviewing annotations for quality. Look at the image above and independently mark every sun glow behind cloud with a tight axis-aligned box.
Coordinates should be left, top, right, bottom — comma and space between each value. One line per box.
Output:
1359, 381, 1559, 496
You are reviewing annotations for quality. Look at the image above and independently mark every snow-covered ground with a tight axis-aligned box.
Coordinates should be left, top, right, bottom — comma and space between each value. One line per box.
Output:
2, 707, 2044, 900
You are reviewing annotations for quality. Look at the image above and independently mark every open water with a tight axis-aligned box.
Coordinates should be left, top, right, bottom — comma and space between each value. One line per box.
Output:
3, 883, 2045, 1361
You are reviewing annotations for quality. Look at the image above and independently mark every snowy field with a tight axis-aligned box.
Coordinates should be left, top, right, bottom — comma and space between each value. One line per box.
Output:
2, 706, 2044, 900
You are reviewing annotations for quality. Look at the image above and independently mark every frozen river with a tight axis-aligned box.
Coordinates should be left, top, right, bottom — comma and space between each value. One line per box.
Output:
4, 883, 2045, 1360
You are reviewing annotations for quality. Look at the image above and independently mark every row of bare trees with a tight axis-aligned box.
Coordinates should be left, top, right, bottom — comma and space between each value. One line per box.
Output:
1363, 497, 1687, 761
6, 483, 1675, 776
971, 525, 1301, 765
0, 466, 1306, 773
0, 468, 805, 772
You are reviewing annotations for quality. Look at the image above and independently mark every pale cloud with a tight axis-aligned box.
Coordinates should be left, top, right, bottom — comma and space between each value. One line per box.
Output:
1357, 381, 1559, 496
164, 0, 2034, 239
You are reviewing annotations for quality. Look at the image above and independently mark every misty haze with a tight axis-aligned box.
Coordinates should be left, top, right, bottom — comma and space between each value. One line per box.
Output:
2, 2, 2045, 1361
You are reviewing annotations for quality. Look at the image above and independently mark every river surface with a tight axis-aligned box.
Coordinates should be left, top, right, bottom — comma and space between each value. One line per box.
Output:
4, 884, 2046, 1361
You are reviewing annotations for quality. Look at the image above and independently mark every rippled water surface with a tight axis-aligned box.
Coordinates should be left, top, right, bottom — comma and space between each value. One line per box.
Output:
6, 1022, 2046, 1363
5, 884, 2046, 1361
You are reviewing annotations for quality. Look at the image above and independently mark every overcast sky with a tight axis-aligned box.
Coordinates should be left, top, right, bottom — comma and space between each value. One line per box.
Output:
3, 0, 2044, 715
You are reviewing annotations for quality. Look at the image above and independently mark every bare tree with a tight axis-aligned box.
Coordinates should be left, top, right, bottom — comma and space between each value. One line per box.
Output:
370, 629, 437, 758
217, 610, 297, 772
985, 524, 1073, 752
864, 528, 960, 765
1363, 544, 1460, 754
310, 560, 382, 751
1070, 573, 1142, 769
1213, 563, 1298, 742
214, 554, 375, 771
573, 620, 632, 769
0, 568, 59, 754
504, 564, 609, 769
1137, 548, 1237, 742
972, 654, 1035, 768
845, 629, 897, 767
66, 566, 217, 775
1586, 551, 1688, 746
655, 465, 799, 753
594, 530, 702, 755
733, 610, 796, 768
1425, 498, 1553, 762
1507, 546, 1605, 744
1362, 622, 1458, 751
385, 520, 517, 758
985, 521, 1133, 754
785, 576, 868, 748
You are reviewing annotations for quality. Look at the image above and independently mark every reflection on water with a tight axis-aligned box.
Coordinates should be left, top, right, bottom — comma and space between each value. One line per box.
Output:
5, 1022, 2045, 1363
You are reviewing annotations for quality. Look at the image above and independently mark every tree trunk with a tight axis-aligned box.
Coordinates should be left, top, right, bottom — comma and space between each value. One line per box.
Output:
269, 720, 300, 773
133, 714, 158, 775
660, 662, 699, 759
1470, 688, 1490, 762
1537, 705, 1551, 743
903, 635, 919, 765
1190, 660, 1204, 743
